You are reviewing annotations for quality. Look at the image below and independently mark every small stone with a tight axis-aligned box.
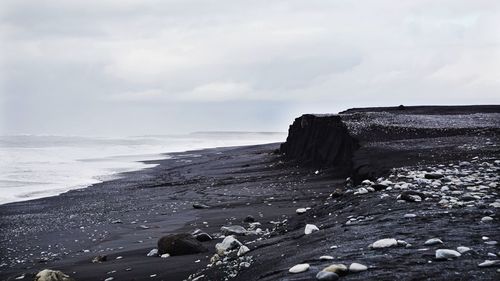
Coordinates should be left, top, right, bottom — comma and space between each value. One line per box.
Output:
457, 246, 471, 253
240, 262, 251, 268
91, 255, 107, 263
305, 224, 319, 235
424, 238, 443, 246
435, 249, 461, 260
404, 214, 417, 218
221, 225, 248, 236
160, 253, 170, 258
289, 263, 310, 273
215, 236, 242, 255
478, 260, 500, 267
192, 203, 210, 209
349, 263, 368, 272
243, 215, 255, 223
316, 271, 339, 281
425, 173, 444, 179
147, 249, 158, 257
237, 245, 250, 256
356, 187, 368, 195
319, 255, 334, 260
481, 216, 493, 222
296, 208, 308, 214
370, 238, 398, 249
322, 264, 348, 275
104, 278, 114, 281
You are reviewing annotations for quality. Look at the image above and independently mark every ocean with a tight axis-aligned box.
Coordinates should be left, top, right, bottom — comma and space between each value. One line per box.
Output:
0, 132, 286, 205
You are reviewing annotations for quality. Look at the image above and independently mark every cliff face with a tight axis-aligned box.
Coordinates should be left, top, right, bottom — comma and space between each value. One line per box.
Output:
279, 114, 359, 176
280, 106, 500, 183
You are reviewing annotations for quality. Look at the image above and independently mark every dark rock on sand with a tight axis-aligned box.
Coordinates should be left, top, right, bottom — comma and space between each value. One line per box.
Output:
157, 233, 207, 256
425, 173, 444, 179
194, 232, 212, 242
243, 215, 256, 223
399, 191, 426, 202
192, 203, 210, 209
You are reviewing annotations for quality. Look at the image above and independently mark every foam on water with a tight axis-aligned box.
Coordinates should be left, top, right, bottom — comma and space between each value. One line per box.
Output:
0, 133, 286, 205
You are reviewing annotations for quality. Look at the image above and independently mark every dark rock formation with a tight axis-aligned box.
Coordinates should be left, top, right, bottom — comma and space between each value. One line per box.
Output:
279, 114, 359, 175
157, 233, 208, 256
280, 105, 500, 183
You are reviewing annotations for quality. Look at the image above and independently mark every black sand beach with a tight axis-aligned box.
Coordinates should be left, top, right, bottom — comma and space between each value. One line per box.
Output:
1, 106, 500, 281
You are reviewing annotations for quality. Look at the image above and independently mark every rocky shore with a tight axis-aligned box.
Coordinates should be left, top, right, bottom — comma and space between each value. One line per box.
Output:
1, 105, 499, 281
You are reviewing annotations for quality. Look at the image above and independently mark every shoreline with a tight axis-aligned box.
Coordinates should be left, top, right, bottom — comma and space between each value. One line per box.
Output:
1, 106, 499, 281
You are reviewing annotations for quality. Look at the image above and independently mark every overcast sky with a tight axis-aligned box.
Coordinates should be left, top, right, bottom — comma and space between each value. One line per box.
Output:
1, 0, 499, 136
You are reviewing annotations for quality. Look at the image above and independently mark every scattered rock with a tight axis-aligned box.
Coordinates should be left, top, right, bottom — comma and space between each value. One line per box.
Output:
34, 269, 74, 281
481, 216, 493, 222
192, 203, 210, 209
456, 246, 471, 254
237, 245, 250, 256
424, 238, 443, 246
349, 263, 368, 272
296, 208, 308, 214
478, 260, 500, 267
243, 215, 255, 223
215, 236, 242, 255
289, 263, 310, 273
147, 248, 158, 257
305, 224, 319, 235
160, 253, 170, 258
370, 238, 398, 249
319, 255, 334, 260
404, 214, 417, 218
322, 264, 348, 275
316, 271, 339, 281
221, 225, 248, 236
425, 173, 444, 179
91, 255, 107, 263
157, 233, 207, 256
399, 191, 425, 202
435, 249, 461, 260
193, 232, 212, 242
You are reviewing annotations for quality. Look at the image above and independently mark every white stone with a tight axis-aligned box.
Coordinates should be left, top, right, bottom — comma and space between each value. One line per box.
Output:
319, 255, 334, 260
237, 245, 250, 256
215, 236, 242, 254
160, 253, 170, 258
305, 224, 319, 235
296, 208, 307, 214
457, 246, 471, 253
349, 263, 368, 272
478, 260, 500, 267
481, 216, 493, 222
355, 188, 368, 195
404, 214, 417, 218
435, 249, 461, 260
289, 263, 310, 273
424, 238, 443, 246
147, 248, 158, 257
370, 238, 398, 249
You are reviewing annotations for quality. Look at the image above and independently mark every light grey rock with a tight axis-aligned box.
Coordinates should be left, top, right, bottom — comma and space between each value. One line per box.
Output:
481, 216, 493, 222
435, 249, 461, 260
305, 224, 319, 235
316, 271, 339, 281
289, 263, 310, 273
349, 263, 368, 272
221, 225, 248, 236
424, 238, 443, 246
215, 236, 242, 255
370, 238, 398, 249
237, 245, 250, 256
478, 260, 500, 267
457, 246, 471, 253
147, 248, 158, 257
296, 208, 308, 214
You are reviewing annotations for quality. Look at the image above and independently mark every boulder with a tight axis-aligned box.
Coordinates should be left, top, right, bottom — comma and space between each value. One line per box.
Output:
157, 233, 207, 256
215, 236, 242, 255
